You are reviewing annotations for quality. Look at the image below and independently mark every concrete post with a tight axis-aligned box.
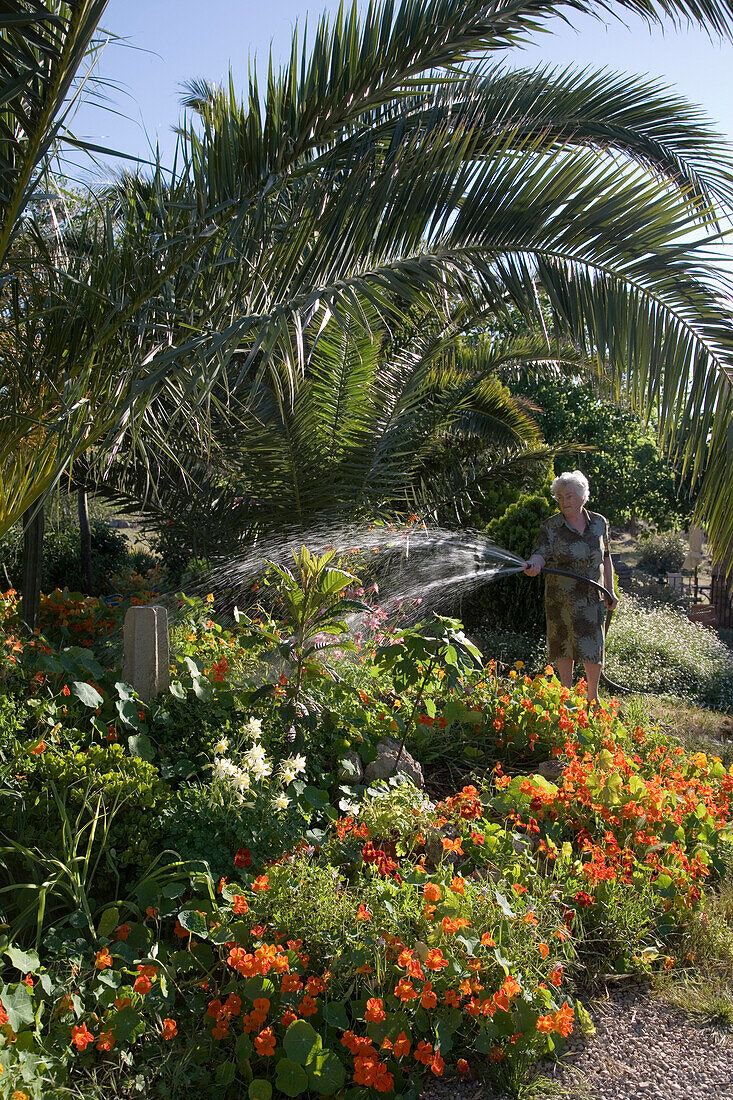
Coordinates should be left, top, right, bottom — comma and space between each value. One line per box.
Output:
123, 605, 170, 702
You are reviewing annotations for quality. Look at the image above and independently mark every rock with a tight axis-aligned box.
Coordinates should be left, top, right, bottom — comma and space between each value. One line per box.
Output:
363, 736, 424, 788
534, 759, 564, 781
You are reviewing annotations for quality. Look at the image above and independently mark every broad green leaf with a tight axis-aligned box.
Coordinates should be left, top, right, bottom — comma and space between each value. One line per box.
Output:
283, 1020, 322, 1065
1, 983, 34, 1031
275, 1058, 309, 1097
323, 1002, 349, 1030
306, 1049, 347, 1095
4, 947, 40, 974
71, 681, 104, 708
249, 1081, 273, 1100
177, 909, 208, 938
128, 733, 155, 762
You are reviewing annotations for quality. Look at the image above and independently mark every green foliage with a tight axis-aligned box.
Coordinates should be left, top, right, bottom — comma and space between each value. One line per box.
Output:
506, 376, 690, 527
464, 480, 555, 634
0, 511, 132, 596
4, 744, 170, 880
637, 531, 688, 575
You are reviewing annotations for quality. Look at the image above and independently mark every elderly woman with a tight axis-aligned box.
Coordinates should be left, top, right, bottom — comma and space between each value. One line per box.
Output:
524, 471, 618, 705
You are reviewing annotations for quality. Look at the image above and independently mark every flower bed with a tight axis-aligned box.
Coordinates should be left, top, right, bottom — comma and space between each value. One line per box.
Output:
1, 566, 732, 1098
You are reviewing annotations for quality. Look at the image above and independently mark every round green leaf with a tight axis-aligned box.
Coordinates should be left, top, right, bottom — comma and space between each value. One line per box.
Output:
283, 1019, 322, 1065
306, 1049, 347, 1095
275, 1057, 309, 1097
72, 680, 104, 708
249, 1081, 273, 1100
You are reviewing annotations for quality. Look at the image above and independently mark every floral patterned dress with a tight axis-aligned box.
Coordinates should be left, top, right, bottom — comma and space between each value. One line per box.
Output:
533, 510, 611, 663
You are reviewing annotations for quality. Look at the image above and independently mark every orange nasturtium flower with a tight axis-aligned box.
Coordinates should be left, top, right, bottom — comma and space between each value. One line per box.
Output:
424, 948, 449, 971
71, 1023, 94, 1050
96, 1030, 114, 1052
162, 1018, 177, 1040
422, 883, 441, 903
365, 997, 386, 1022
255, 1027, 276, 1056
94, 948, 113, 970
356, 905, 371, 920
252, 875, 270, 893
442, 837, 463, 854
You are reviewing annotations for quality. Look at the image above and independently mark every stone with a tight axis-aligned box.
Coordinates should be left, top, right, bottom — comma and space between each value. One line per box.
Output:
363, 736, 424, 788
123, 605, 170, 702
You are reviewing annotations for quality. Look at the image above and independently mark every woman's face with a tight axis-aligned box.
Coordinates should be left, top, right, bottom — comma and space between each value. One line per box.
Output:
556, 486, 584, 514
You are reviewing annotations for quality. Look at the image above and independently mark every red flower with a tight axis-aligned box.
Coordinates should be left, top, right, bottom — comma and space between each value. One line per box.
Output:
232, 894, 249, 914
234, 847, 252, 868
162, 1018, 178, 1040
96, 1029, 114, 1052
255, 1026, 276, 1056
71, 1023, 94, 1050
356, 904, 371, 921
574, 891, 594, 908
457, 1058, 470, 1074
62, 685, 70, 696
252, 874, 269, 893
365, 997, 386, 1022
94, 948, 113, 970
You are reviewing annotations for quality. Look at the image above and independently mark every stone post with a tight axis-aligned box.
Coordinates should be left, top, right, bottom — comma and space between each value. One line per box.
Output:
123, 605, 170, 702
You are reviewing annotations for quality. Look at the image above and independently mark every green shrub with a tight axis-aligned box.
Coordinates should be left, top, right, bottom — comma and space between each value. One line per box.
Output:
605, 597, 733, 708
637, 531, 687, 575
0, 513, 131, 595
464, 484, 554, 633
5, 744, 171, 874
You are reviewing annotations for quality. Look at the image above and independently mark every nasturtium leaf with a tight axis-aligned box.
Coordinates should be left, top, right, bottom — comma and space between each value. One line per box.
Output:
97, 906, 119, 940
169, 680, 186, 700
114, 681, 136, 701
283, 1020, 322, 1065
177, 909, 208, 938
1, 983, 34, 1031
4, 946, 40, 974
434, 1019, 454, 1055
112, 1006, 144, 1043
116, 699, 142, 729
236, 1032, 254, 1063
303, 785, 330, 809
128, 733, 155, 761
249, 1080, 272, 1100
306, 1049, 347, 1095
216, 1061, 237, 1086
71, 681, 104, 708
323, 1002, 349, 1030
275, 1057, 309, 1097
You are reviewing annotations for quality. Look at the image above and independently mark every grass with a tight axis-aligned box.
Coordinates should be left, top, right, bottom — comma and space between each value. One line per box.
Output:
652, 880, 733, 1028
620, 693, 733, 764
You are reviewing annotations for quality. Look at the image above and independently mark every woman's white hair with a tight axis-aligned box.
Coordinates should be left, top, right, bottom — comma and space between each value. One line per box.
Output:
551, 469, 590, 505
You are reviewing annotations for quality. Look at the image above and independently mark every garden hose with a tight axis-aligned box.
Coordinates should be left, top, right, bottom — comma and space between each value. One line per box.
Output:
539, 567, 628, 696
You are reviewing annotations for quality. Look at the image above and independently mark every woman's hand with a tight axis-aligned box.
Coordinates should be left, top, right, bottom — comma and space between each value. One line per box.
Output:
523, 554, 545, 577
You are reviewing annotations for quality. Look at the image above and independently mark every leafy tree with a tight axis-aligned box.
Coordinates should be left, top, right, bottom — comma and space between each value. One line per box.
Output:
505, 376, 692, 527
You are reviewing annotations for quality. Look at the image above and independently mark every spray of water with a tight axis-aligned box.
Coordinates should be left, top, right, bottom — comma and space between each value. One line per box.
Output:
182, 523, 527, 624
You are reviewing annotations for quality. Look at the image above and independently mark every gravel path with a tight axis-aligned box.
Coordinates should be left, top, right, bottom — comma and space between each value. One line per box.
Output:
422, 981, 733, 1100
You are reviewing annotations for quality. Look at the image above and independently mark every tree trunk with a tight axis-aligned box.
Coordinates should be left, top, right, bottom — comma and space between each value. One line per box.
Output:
21, 502, 44, 632
78, 488, 93, 592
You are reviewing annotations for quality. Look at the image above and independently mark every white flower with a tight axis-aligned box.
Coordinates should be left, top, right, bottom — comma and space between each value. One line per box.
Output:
214, 737, 229, 755
272, 793, 291, 812
244, 717, 263, 740
250, 756, 272, 782
244, 742, 268, 769
280, 754, 307, 784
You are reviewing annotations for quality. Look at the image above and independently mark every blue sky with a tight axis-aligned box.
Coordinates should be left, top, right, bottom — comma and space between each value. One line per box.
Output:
71, 1, 733, 175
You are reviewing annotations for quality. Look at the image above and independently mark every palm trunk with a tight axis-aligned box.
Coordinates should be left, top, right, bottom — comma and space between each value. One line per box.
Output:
21, 502, 44, 632
78, 488, 93, 592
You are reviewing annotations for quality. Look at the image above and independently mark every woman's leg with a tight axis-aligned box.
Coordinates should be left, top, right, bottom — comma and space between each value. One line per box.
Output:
556, 658, 574, 691
583, 662, 602, 704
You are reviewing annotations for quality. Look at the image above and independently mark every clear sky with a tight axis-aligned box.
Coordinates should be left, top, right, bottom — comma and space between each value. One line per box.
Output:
70, 1, 733, 176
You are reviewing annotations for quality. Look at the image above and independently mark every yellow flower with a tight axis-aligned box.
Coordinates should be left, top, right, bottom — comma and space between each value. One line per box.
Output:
206, 593, 215, 603
509, 670, 517, 679
514, 660, 524, 669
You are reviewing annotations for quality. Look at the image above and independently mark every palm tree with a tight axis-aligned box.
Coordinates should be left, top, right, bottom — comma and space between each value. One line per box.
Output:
4, 0, 733, 579
82, 310, 557, 567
